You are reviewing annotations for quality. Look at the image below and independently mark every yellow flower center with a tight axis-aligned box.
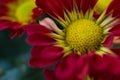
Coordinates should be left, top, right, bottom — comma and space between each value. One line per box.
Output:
15, 0, 36, 24
66, 19, 104, 53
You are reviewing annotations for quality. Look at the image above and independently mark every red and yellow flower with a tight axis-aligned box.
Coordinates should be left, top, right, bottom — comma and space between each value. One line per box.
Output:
0, 0, 41, 38
25, 0, 120, 79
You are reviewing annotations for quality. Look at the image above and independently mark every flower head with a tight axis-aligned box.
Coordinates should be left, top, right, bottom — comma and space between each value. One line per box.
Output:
26, 0, 120, 69
0, 0, 40, 38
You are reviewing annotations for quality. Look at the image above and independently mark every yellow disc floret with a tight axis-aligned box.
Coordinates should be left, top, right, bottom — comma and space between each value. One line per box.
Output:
15, 0, 36, 24
66, 19, 104, 54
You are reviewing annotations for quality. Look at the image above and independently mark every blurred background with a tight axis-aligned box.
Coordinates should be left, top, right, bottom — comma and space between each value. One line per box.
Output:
0, 30, 45, 80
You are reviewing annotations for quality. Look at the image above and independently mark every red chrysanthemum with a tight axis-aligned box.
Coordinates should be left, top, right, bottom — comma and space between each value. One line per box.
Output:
25, 0, 120, 79
0, 0, 41, 39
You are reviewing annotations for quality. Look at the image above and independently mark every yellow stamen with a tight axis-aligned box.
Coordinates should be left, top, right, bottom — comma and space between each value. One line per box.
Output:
66, 19, 104, 54
15, 0, 36, 24
85, 76, 93, 80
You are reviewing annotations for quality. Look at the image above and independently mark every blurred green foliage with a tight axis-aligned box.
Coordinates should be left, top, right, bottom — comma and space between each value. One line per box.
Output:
0, 30, 45, 80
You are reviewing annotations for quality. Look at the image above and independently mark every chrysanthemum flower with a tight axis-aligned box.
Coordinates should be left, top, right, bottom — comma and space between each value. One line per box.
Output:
25, 0, 120, 69
0, 0, 40, 38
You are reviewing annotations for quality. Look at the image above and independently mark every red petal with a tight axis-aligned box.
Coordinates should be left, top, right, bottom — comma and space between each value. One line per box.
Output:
10, 23, 24, 39
55, 54, 78, 78
76, 0, 97, 13
0, 0, 17, 3
111, 48, 120, 57
29, 46, 63, 68
30, 46, 46, 57
90, 54, 108, 72
0, 20, 24, 39
107, 0, 120, 18
91, 54, 120, 80
16, 28, 24, 38
29, 58, 61, 68
39, 46, 64, 60
61, 0, 74, 11
27, 32, 56, 46
44, 69, 58, 80
109, 24, 120, 36
24, 24, 51, 36
0, 4, 8, 16
0, 20, 12, 30
76, 55, 89, 79
112, 5, 120, 18
32, 7, 42, 19
36, 0, 64, 18
103, 54, 120, 75
102, 34, 114, 47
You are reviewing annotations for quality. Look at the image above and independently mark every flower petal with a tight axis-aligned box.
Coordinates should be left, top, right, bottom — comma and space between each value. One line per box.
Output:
30, 46, 45, 58
39, 46, 64, 60
55, 54, 78, 78
26, 32, 56, 46
0, 20, 12, 30
36, 0, 64, 18
109, 24, 120, 36
76, 0, 97, 13
111, 48, 120, 57
0, 0, 17, 3
76, 55, 89, 80
103, 54, 120, 75
39, 18, 62, 34
89, 54, 108, 72
90, 54, 120, 80
10, 28, 24, 39
61, 0, 74, 11
9, 22, 24, 39
113, 36, 120, 44
32, 7, 42, 19
107, 0, 120, 18
102, 34, 114, 47
0, 4, 8, 16
44, 69, 57, 80
29, 46, 64, 68
24, 24, 51, 36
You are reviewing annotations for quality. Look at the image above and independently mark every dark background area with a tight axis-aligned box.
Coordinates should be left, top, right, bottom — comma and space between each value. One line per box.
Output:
0, 30, 45, 80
